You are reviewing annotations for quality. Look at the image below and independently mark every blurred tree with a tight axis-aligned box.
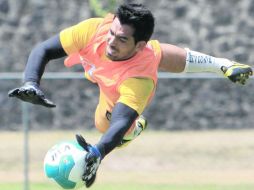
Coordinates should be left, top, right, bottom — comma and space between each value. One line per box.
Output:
88, 0, 136, 17
88, 0, 118, 17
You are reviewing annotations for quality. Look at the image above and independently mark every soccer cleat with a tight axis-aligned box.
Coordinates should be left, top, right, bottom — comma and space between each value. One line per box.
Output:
117, 115, 148, 148
134, 115, 148, 136
221, 62, 253, 85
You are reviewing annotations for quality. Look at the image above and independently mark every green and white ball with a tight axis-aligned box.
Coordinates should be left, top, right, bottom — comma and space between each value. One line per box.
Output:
44, 141, 87, 189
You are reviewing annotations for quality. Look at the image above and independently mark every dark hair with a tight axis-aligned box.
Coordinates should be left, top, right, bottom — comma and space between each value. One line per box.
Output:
115, 3, 155, 43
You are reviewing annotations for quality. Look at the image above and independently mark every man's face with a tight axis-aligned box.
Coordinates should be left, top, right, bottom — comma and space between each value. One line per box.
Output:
105, 17, 145, 61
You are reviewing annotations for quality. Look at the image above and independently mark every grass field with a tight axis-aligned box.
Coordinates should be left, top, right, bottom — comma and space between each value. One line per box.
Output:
0, 130, 254, 190
0, 183, 254, 190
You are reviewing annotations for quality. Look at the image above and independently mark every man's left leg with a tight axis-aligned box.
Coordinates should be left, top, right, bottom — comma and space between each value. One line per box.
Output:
117, 115, 148, 148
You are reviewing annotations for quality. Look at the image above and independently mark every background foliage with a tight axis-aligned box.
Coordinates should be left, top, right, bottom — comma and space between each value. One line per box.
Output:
0, 0, 253, 130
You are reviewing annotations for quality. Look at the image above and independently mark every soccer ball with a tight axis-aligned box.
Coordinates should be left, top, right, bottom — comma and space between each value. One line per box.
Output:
44, 141, 87, 189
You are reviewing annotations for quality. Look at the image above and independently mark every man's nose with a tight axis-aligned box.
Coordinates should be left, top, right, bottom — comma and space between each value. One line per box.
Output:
108, 36, 117, 46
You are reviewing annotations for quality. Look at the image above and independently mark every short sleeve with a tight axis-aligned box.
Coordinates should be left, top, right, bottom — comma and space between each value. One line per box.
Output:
60, 18, 103, 55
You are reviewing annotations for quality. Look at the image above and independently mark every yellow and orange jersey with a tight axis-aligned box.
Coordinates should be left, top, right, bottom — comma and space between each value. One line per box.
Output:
60, 15, 161, 115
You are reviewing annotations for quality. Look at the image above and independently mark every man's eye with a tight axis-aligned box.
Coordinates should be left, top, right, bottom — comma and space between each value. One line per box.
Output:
119, 38, 127, 43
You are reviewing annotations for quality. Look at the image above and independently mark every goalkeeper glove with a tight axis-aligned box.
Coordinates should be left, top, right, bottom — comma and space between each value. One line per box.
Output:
76, 134, 102, 188
8, 81, 56, 108
221, 63, 253, 85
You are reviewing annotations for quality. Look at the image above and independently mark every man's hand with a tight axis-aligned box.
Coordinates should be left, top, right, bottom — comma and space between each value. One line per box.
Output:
8, 82, 56, 108
76, 134, 101, 188
221, 63, 253, 85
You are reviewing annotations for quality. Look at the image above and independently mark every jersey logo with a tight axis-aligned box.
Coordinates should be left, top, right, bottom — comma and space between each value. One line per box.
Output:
80, 55, 96, 78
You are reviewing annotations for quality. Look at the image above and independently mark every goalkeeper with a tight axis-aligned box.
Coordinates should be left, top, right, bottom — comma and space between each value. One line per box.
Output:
8, 3, 252, 188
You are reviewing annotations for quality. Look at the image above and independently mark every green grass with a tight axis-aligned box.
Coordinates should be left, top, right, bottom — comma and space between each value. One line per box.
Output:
1, 130, 254, 190
1, 183, 254, 190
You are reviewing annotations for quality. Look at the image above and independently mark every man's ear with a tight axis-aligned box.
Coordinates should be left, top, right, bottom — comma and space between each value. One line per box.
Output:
135, 41, 147, 52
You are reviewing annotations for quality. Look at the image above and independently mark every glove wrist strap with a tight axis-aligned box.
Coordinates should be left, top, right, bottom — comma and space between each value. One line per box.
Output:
89, 146, 102, 160
24, 81, 39, 87
95, 144, 105, 159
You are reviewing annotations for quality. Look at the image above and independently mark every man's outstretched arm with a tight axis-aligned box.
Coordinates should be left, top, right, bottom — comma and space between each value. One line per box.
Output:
76, 102, 138, 187
159, 43, 253, 85
24, 34, 67, 83
8, 34, 67, 107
